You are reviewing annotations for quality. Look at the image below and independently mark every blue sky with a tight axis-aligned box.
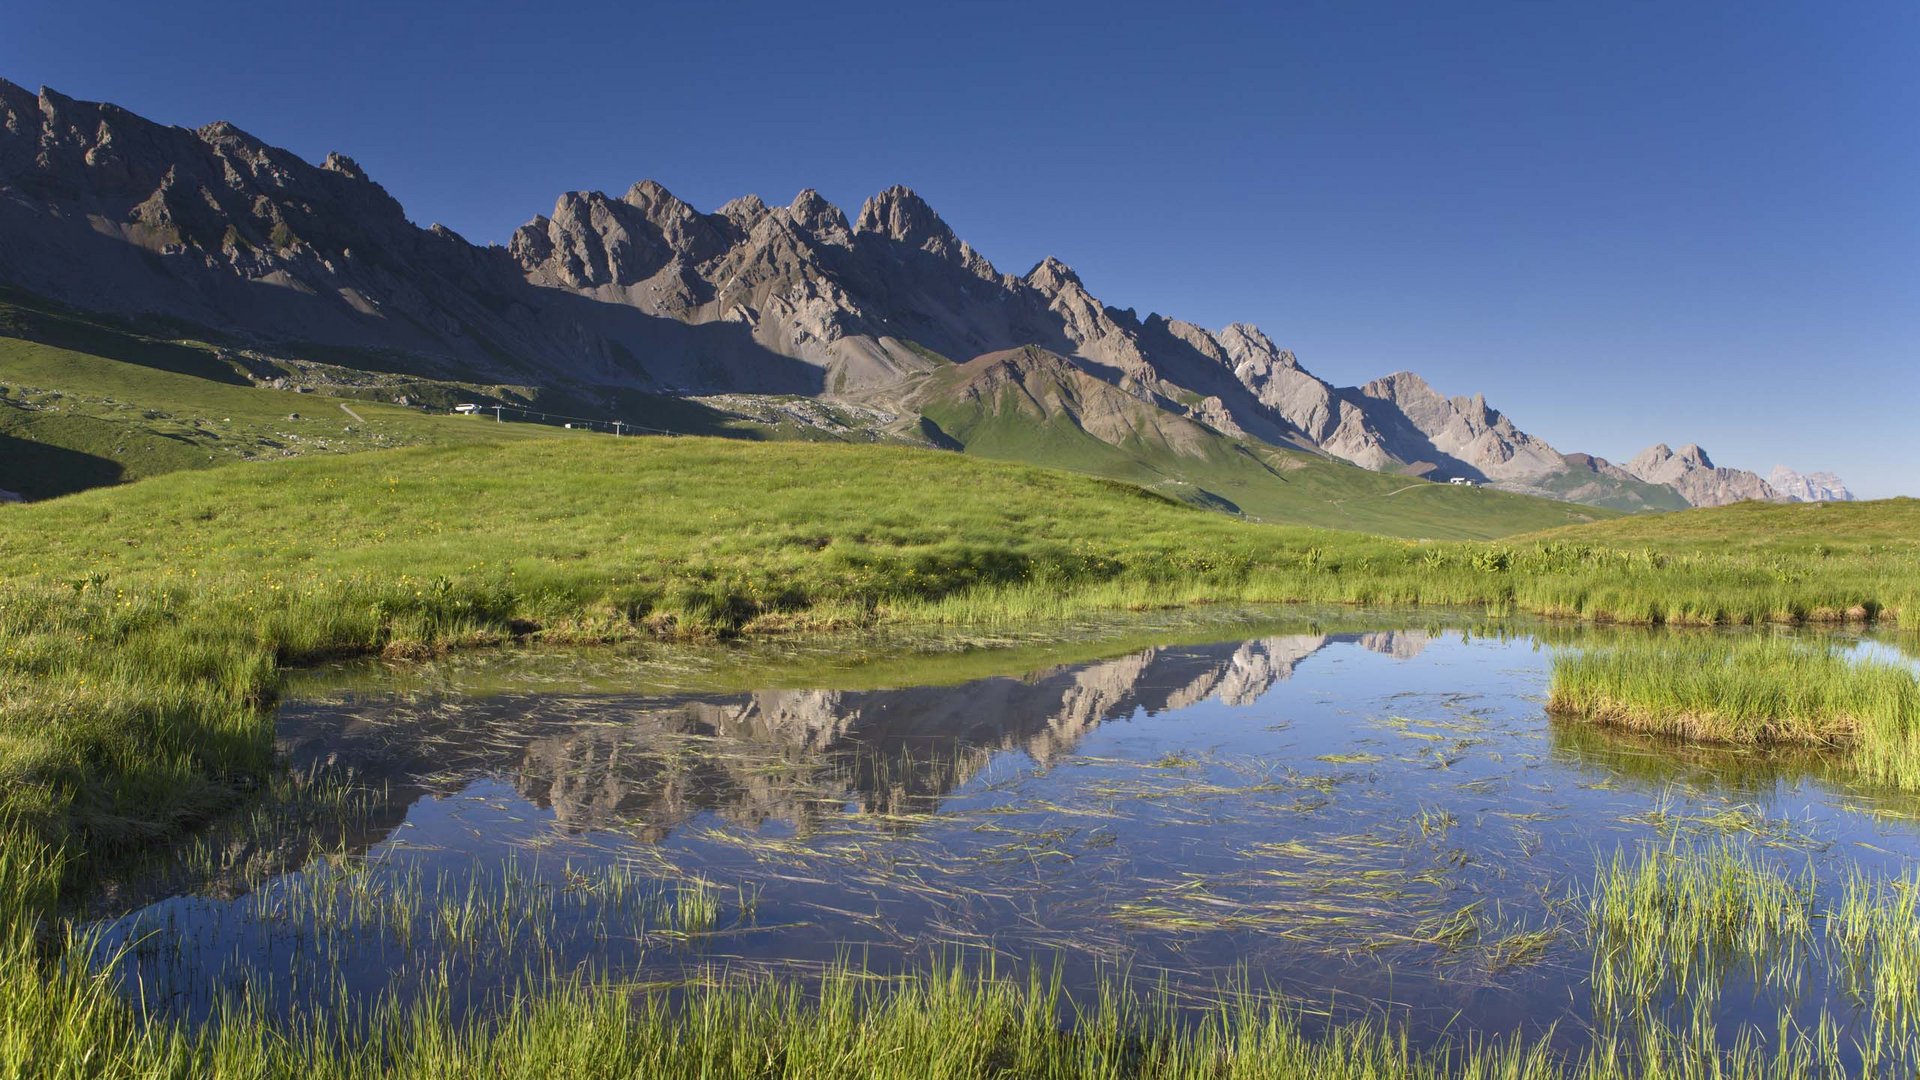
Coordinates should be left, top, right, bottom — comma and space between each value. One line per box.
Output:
5, 1, 1915, 495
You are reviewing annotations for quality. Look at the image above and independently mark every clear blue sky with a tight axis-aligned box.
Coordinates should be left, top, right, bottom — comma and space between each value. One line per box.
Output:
5, 1, 1915, 496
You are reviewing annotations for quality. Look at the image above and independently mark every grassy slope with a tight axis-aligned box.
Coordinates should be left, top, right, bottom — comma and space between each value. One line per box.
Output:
2, 319, 1619, 538
1533, 497, 1920, 554
1521, 461, 1692, 513
919, 378, 1620, 540
0, 289, 804, 500
0, 333, 591, 498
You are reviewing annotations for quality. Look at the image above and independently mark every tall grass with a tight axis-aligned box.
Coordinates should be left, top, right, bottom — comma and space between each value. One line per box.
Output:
1549, 637, 1920, 746
1587, 841, 1816, 1015
0, 939, 1893, 1079
1586, 843, 1920, 1073
1549, 636, 1920, 789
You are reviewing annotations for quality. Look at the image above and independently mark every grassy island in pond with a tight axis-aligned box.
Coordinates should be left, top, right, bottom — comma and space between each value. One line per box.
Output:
1550, 636, 1920, 789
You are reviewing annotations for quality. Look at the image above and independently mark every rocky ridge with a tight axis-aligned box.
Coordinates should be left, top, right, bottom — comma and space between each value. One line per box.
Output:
0, 78, 1850, 509
1623, 444, 1782, 508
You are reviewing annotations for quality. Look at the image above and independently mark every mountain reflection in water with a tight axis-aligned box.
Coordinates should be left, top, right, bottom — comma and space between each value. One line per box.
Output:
278, 632, 1432, 843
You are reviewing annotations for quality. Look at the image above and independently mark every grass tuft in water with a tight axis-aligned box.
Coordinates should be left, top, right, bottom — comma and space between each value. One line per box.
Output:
1550, 636, 1920, 789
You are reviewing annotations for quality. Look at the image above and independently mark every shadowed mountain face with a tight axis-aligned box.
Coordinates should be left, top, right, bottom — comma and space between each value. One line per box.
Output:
0, 78, 1847, 508
277, 632, 1430, 842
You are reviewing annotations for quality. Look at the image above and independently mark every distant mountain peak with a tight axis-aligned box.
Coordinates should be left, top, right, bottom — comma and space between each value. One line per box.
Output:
320, 152, 369, 182
1370, 370, 1434, 394
1624, 442, 1781, 506
1768, 465, 1855, 503
622, 178, 700, 223
785, 188, 851, 246
1024, 256, 1083, 293
1219, 322, 1277, 349
1676, 443, 1713, 468
855, 185, 947, 245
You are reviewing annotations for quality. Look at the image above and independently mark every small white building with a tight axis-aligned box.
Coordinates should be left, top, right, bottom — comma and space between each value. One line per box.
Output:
453, 403, 482, 415
1448, 477, 1477, 487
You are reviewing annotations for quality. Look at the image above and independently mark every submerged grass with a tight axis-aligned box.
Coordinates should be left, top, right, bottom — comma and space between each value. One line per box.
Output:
1584, 842, 1920, 1073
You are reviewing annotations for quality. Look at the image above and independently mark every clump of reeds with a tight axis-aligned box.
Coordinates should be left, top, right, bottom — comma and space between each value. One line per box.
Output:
1548, 636, 1920, 755
1587, 840, 1816, 1015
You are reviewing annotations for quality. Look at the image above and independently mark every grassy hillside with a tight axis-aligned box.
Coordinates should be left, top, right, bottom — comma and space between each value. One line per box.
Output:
0, 334, 574, 498
1534, 496, 1920, 554
915, 347, 1621, 539
1519, 457, 1692, 513
0, 289, 774, 499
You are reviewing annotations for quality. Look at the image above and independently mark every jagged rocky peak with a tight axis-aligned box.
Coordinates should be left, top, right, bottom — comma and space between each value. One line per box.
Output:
853, 184, 994, 275
1024, 255, 1083, 294
195, 118, 266, 151
1630, 442, 1674, 468
511, 178, 737, 288
321, 152, 369, 182
622, 178, 689, 216
1628, 442, 1714, 472
1357, 370, 1508, 432
621, 179, 725, 253
1145, 315, 1230, 363
1633, 442, 1716, 471
716, 192, 768, 231
855, 185, 948, 246
1365, 370, 1445, 403
1216, 323, 1297, 368
1624, 442, 1780, 507
782, 188, 851, 247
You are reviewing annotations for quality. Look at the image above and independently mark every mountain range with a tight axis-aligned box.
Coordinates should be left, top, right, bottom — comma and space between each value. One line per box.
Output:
0, 78, 1852, 511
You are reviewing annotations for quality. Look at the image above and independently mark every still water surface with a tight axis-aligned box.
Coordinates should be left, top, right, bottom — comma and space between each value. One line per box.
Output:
91, 613, 1920, 1055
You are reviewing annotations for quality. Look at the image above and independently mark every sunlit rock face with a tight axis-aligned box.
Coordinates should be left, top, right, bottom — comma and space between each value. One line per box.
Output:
1622, 444, 1782, 507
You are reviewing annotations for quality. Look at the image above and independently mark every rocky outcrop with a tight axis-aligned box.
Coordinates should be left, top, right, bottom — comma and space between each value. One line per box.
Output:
1768, 466, 1855, 503
1624, 444, 1780, 507
1345, 372, 1567, 483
